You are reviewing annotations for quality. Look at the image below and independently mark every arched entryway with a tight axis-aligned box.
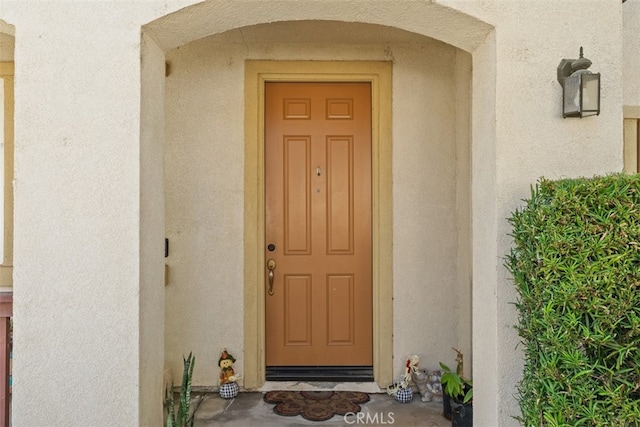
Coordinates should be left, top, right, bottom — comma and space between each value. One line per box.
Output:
141, 0, 496, 422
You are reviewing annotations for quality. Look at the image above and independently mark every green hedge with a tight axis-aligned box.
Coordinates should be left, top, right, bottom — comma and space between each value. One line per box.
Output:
507, 174, 640, 426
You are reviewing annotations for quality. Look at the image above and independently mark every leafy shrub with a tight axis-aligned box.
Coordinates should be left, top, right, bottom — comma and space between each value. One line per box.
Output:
507, 174, 640, 426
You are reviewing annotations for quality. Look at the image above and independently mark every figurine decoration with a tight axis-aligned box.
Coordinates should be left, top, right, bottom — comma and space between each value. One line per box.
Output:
412, 368, 443, 402
386, 355, 419, 403
218, 348, 240, 399
218, 349, 237, 384
386, 354, 444, 403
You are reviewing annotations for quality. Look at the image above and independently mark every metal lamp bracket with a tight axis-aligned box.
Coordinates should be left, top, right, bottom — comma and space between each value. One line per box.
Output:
557, 47, 593, 87
557, 59, 575, 87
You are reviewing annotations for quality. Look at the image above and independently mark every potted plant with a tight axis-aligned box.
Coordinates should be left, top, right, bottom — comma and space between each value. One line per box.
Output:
164, 352, 204, 427
440, 348, 473, 427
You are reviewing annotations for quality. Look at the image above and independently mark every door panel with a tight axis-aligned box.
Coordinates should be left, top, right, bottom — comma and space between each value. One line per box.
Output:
265, 82, 372, 366
284, 275, 312, 345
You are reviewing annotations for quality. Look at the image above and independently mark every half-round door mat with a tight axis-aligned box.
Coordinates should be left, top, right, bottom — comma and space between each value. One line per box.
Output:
264, 390, 370, 422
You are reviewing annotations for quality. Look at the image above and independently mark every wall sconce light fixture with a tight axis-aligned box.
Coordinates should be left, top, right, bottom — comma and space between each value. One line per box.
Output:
557, 47, 600, 118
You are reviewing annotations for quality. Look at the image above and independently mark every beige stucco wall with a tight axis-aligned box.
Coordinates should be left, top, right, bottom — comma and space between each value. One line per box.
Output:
2, 0, 628, 425
3, 3, 171, 426
140, 32, 167, 425
623, 0, 640, 107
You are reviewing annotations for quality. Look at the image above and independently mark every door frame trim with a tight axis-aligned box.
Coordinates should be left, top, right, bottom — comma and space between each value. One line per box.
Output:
243, 61, 393, 389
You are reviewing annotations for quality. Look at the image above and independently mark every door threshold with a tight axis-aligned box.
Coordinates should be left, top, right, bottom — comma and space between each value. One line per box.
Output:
260, 380, 384, 393
266, 366, 373, 382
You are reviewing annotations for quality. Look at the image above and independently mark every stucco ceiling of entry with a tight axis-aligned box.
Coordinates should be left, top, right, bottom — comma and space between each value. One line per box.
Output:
195, 20, 441, 46
144, 1, 492, 53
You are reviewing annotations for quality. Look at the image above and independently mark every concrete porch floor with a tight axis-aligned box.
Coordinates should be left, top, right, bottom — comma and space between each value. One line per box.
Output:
192, 390, 450, 426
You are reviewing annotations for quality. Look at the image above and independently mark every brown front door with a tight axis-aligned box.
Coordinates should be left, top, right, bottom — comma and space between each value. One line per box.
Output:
265, 82, 372, 367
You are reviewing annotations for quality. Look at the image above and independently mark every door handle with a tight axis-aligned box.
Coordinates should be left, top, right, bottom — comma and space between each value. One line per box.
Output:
267, 259, 276, 296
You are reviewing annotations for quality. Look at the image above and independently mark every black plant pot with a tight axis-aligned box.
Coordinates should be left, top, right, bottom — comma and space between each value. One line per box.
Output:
442, 392, 452, 420
451, 400, 473, 427
441, 383, 471, 421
